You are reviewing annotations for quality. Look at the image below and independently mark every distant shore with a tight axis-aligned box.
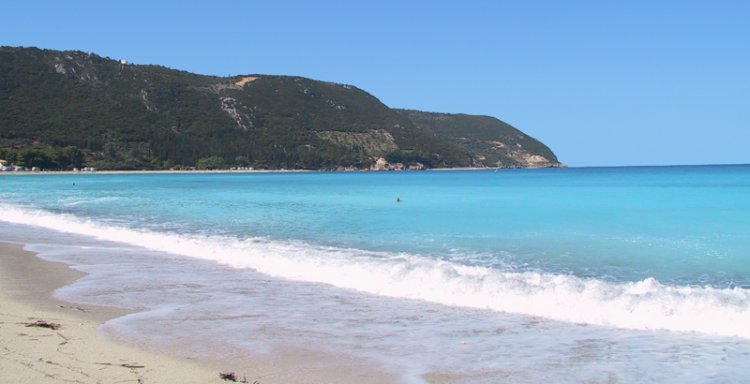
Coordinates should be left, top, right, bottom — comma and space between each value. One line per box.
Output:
0, 169, 313, 176
0, 166, 549, 176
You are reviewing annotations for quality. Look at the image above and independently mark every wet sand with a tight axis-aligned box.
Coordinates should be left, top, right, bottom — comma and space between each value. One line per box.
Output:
0, 242, 396, 384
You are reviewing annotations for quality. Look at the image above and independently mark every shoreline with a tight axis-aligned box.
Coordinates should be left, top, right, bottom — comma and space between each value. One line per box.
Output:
0, 169, 314, 176
0, 166, 516, 176
0, 242, 228, 383
0, 241, 398, 384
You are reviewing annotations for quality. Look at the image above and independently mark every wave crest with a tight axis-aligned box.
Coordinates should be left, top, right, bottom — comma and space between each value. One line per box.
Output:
2, 203, 748, 338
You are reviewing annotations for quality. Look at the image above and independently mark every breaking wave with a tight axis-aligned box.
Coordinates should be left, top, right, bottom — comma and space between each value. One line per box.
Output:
2, 203, 749, 338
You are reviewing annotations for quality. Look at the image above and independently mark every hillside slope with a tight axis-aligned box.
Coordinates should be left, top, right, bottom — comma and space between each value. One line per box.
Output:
0, 46, 559, 170
396, 109, 560, 168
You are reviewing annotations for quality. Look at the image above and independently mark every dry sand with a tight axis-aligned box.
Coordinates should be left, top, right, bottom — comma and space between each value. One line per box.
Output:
0, 242, 396, 384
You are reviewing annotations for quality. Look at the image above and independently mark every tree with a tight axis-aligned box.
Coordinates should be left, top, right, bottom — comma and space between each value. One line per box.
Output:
18, 148, 54, 169
57, 146, 84, 169
196, 156, 225, 170
234, 155, 250, 166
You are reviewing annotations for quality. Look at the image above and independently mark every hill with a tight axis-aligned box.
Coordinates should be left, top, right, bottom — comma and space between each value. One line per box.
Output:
396, 110, 560, 168
0, 46, 559, 170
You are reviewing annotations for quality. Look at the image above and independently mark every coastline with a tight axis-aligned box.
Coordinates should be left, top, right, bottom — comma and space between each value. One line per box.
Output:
0, 167, 494, 176
0, 169, 314, 176
0, 164, 566, 176
0, 241, 398, 384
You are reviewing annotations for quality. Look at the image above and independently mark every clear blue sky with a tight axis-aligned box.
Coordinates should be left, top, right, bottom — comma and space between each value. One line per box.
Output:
2, 1, 748, 166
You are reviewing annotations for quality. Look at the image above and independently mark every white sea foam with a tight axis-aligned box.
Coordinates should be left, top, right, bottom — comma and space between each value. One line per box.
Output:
60, 196, 121, 207
2, 203, 749, 338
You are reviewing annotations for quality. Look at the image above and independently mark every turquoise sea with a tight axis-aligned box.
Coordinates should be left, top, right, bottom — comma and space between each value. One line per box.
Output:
1, 166, 749, 382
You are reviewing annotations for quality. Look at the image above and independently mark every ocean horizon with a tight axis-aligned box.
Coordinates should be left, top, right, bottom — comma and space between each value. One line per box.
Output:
1, 165, 749, 382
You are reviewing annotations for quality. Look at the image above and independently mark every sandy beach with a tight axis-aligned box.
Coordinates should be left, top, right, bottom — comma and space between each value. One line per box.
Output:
0, 242, 396, 384
0, 243, 232, 383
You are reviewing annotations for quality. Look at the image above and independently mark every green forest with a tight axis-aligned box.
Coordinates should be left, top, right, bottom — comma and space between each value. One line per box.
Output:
0, 46, 559, 170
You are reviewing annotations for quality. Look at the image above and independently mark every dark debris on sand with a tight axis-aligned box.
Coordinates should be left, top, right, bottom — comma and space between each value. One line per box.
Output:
25, 320, 61, 330
219, 371, 259, 383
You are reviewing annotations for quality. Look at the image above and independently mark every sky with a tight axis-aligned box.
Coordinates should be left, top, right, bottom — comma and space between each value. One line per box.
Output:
2, 0, 748, 166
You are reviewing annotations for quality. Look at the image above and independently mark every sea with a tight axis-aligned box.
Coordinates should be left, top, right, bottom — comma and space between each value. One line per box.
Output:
1, 166, 749, 383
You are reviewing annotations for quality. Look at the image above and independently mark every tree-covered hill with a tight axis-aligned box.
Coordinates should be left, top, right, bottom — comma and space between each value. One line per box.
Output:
0, 46, 559, 170
396, 109, 560, 168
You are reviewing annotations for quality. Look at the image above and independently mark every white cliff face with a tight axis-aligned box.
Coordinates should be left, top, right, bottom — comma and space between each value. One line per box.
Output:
140, 89, 158, 112
513, 152, 555, 167
504, 142, 558, 167
51, 54, 103, 85
475, 139, 560, 168
219, 97, 253, 131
